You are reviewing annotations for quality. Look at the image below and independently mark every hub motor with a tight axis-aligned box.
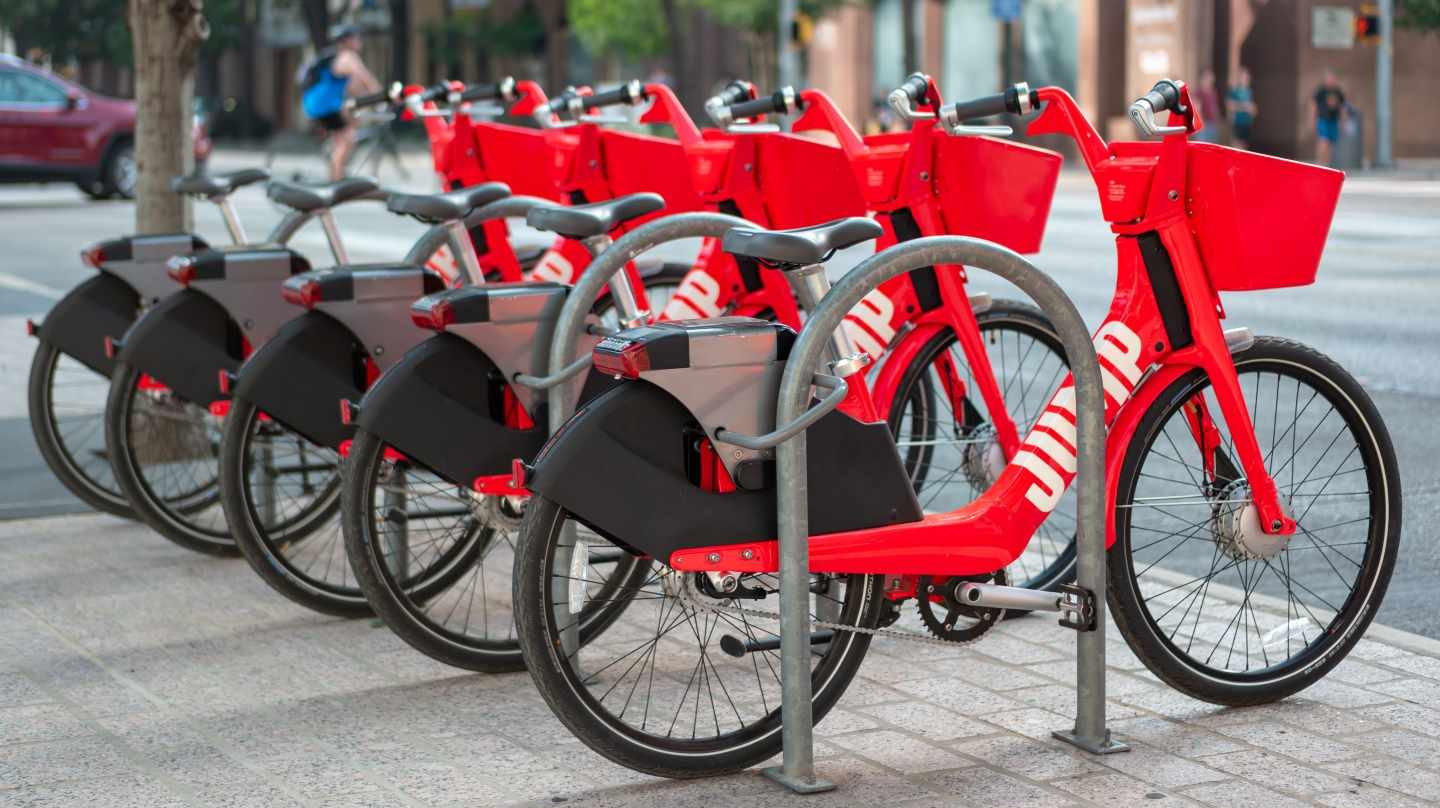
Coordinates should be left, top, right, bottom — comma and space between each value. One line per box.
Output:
1211, 480, 1290, 561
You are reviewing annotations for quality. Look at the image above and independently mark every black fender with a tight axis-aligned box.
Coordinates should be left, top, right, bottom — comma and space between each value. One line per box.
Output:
37, 272, 140, 377
528, 381, 924, 561
115, 289, 242, 405
231, 311, 368, 449
354, 333, 547, 485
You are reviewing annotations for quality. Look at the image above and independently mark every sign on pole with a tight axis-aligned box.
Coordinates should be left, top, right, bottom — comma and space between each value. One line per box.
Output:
992, 0, 1021, 23
1312, 6, 1356, 49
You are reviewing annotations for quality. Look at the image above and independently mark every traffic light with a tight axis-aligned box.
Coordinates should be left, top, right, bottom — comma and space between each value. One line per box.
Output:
1356, 4, 1380, 44
791, 12, 814, 46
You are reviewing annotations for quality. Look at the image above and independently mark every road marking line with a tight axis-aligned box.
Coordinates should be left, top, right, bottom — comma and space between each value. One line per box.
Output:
0, 272, 63, 301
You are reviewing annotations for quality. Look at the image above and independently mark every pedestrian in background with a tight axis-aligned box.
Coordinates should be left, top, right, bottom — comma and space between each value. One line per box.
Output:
1311, 69, 1346, 166
1226, 67, 1257, 150
1192, 68, 1222, 143
299, 23, 382, 182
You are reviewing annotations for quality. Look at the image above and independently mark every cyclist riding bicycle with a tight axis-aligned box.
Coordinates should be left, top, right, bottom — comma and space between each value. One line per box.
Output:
300, 23, 382, 181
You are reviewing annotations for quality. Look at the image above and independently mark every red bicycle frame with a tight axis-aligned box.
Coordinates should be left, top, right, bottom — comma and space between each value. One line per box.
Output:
670, 85, 1343, 579
788, 82, 1060, 458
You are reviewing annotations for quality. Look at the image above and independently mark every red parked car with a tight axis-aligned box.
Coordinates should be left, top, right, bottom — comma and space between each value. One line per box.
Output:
0, 54, 210, 200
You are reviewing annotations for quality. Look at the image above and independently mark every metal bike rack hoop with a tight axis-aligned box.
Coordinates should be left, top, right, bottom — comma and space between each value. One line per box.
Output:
766, 235, 1120, 794
546, 211, 758, 432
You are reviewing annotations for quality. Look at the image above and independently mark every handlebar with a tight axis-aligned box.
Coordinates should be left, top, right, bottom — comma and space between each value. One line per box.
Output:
1128, 79, 1188, 137
348, 82, 401, 110
416, 82, 451, 104
583, 79, 644, 110
458, 77, 517, 104
887, 72, 934, 122
728, 88, 797, 121
938, 82, 1036, 137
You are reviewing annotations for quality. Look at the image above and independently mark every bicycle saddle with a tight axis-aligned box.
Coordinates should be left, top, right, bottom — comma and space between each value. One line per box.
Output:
267, 177, 381, 212
525, 193, 665, 240
170, 168, 270, 197
386, 183, 511, 224
722, 217, 883, 267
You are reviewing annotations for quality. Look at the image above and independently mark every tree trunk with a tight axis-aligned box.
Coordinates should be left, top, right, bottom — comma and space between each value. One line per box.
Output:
535, 0, 569, 91
128, 0, 208, 234
661, 0, 690, 96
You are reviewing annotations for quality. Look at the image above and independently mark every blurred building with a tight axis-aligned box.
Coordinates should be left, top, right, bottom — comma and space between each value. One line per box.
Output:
806, 0, 1440, 163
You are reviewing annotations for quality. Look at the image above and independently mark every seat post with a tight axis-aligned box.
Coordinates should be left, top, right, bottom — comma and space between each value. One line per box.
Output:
584, 235, 648, 329
444, 221, 486, 285
785, 263, 856, 361
318, 209, 351, 265
212, 194, 249, 245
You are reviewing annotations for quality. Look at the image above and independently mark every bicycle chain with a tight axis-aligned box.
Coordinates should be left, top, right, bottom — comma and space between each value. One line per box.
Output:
674, 580, 986, 649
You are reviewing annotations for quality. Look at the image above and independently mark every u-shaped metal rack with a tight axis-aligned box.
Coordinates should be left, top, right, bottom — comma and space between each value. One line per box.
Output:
545, 220, 1122, 794
764, 236, 1122, 792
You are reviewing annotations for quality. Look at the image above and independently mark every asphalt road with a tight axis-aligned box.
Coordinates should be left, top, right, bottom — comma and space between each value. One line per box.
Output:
0, 154, 1436, 637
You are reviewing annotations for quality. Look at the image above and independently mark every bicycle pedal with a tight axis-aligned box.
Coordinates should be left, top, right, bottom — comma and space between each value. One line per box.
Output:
1058, 584, 1097, 632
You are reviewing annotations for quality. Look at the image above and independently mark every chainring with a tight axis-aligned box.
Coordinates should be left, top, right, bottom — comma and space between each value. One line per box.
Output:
915, 569, 1008, 643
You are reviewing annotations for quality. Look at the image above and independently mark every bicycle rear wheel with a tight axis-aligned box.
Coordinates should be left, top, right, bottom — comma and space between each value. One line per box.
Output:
218, 398, 364, 615
1109, 337, 1399, 705
29, 341, 134, 517
105, 361, 234, 555
513, 494, 883, 778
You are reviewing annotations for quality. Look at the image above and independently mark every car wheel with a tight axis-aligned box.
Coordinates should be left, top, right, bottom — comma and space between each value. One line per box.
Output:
76, 181, 110, 200
103, 142, 137, 199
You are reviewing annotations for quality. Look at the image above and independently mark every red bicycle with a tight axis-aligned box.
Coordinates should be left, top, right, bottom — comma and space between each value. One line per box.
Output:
337, 76, 1070, 672
510, 79, 1400, 777
213, 79, 707, 610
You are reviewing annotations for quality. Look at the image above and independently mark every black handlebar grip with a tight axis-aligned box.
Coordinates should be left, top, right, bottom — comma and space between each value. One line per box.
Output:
713, 80, 755, 107
728, 89, 791, 120
459, 78, 514, 103
417, 83, 451, 103
1142, 80, 1182, 113
898, 72, 930, 103
946, 92, 1010, 122
351, 89, 393, 108
582, 80, 644, 110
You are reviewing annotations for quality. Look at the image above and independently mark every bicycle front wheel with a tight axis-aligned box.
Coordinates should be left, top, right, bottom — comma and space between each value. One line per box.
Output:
1109, 336, 1400, 705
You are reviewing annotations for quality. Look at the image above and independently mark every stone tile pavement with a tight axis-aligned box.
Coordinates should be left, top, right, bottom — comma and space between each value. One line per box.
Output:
3, 513, 1440, 807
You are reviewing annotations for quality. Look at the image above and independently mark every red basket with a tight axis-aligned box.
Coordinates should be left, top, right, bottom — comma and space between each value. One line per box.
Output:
472, 122, 562, 200
1185, 144, 1343, 291
600, 130, 704, 215
756, 134, 867, 227
932, 136, 1061, 255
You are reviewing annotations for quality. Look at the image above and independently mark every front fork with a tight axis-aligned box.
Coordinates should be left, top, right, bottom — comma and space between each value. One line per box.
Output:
934, 266, 1023, 458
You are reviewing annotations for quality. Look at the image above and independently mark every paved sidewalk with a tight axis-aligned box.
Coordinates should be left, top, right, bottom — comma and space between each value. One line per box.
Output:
3, 514, 1440, 807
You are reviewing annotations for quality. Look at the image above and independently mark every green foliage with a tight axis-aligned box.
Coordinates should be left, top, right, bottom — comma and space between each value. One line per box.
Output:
0, 0, 134, 66
467, 5, 545, 58
687, 0, 849, 35
569, 0, 669, 59
1399, 0, 1440, 33
563, 0, 851, 55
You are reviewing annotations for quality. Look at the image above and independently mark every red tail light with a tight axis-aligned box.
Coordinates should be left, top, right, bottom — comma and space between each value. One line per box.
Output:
282, 279, 321, 309
410, 298, 454, 331
81, 244, 106, 269
217, 370, 232, 395
166, 256, 196, 286
592, 339, 650, 379
339, 398, 357, 425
